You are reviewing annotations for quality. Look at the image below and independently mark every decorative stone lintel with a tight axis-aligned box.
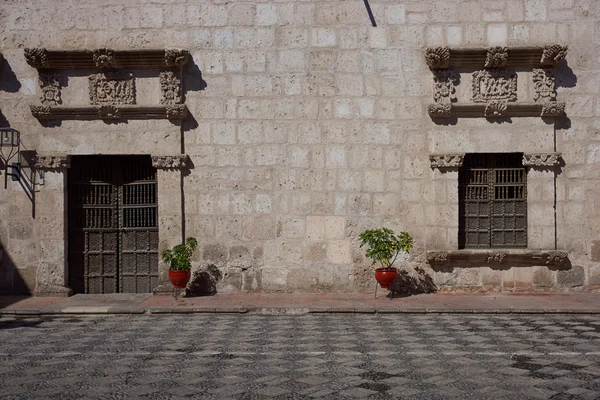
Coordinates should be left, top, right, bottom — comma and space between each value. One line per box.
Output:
24, 48, 190, 70
426, 250, 569, 267
30, 105, 188, 121
34, 155, 71, 170
151, 155, 190, 170
522, 153, 562, 167
428, 103, 566, 119
429, 154, 465, 169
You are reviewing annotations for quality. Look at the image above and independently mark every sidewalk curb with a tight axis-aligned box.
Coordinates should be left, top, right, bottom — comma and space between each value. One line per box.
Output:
2, 307, 600, 316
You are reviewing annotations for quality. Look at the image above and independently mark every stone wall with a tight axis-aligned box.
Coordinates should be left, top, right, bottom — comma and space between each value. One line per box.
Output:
0, 0, 598, 294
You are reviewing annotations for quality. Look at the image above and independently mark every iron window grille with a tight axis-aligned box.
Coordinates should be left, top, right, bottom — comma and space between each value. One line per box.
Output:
458, 153, 527, 249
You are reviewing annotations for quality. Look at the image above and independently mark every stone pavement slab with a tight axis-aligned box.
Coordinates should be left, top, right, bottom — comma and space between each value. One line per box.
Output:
0, 292, 599, 315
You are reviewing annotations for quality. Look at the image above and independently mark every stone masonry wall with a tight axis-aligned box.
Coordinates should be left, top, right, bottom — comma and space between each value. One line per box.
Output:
0, 0, 598, 294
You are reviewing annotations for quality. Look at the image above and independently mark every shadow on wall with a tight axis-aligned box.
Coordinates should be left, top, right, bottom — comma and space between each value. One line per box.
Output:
0, 58, 21, 93
186, 264, 222, 297
390, 266, 437, 296
0, 240, 33, 309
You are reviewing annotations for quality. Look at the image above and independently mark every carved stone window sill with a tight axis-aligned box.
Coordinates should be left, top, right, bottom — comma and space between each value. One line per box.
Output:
30, 105, 188, 121
427, 102, 565, 119
24, 48, 190, 70
426, 250, 569, 267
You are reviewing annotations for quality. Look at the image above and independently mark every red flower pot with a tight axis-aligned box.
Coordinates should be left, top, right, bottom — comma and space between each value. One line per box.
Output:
375, 268, 398, 289
168, 270, 191, 289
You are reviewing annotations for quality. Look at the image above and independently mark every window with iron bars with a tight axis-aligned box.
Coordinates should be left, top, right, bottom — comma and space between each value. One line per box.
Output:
458, 153, 527, 249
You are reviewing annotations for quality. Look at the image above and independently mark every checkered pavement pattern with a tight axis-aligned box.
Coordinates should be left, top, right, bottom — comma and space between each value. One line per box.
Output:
1, 314, 600, 399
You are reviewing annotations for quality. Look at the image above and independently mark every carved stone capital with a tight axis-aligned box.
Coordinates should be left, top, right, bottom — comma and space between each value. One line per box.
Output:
425, 47, 450, 69
93, 48, 115, 68
427, 103, 452, 118
522, 153, 561, 167
25, 48, 49, 68
485, 46, 508, 68
38, 73, 62, 106
429, 154, 465, 169
165, 49, 190, 67
540, 102, 565, 117
426, 252, 448, 264
151, 155, 190, 170
165, 104, 188, 119
98, 105, 122, 120
160, 71, 182, 105
484, 101, 507, 118
541, 44, 568, 65
30, 105, 54, 120
34, 155, 71, 170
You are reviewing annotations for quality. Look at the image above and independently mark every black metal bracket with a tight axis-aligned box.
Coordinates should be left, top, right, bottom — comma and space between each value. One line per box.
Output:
363, 0, 377, 27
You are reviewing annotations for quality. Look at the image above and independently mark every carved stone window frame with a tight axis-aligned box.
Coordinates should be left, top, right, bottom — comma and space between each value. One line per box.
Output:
425, 44, 568, 119
25, 48, 190, 122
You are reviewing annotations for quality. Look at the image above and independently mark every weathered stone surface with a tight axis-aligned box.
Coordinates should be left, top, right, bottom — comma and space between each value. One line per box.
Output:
557, 265, 585, 287
591, 240, 600, 262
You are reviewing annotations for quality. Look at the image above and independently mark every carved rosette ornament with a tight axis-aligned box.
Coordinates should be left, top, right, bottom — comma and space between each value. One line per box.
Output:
427, 103, 452, 117
426, 252, 448, 264
425, 47, 450, 69
522, 153, 561, 167
34, 155, 71, 170
429, 154, 465, 169
165, 49, 190, 67
485, 46, 508, 68
98, 105, 122, 119
472, 70, 517, 102
89, 73, 136, 105
30, 105, 54, 120
532, 69, 556, 102
484, 101, 507, 118
151, 155, 190, 170
165, 104, 187, 119
93, 48, 115, 68
433, 70, 458, 104
25, 48, 49, 68
38, 73, 61, 105
540, 101, 565, 117
541, 44, 568, 65
159, 71, 182, 105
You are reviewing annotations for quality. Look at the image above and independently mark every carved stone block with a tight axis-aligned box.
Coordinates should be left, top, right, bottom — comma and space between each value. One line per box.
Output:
433, 70, 458, 104
25, 48, 49, 68
159, 71, 182, 105
532, 68, 556, 102
30, 105, 54, 120
89, 73, 135, 105
93, 48, 115, 68
540, 102, 565, 117
485, 47, 508, 68
472, 70, 517, 102
522, 153, 561, 167
34, 155, 71, 170
427, 103, 452, 117
429, 154, 465, 168
165, 104, 188, 119
425, 47, 450, 69
38, 73, 61, 105
541, 44, 568, 65
151, 155, 189, 169
165, 49, 190, 67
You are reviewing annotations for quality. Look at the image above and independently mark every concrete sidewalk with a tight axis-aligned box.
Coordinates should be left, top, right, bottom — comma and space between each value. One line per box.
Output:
0, 292, 599, 315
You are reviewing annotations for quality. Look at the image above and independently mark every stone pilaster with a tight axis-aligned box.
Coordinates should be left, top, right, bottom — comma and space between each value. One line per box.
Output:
33, 155, 72, 296
152, 155, 188, 294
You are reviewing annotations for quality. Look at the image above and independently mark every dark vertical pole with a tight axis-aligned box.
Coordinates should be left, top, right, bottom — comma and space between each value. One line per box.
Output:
363, 0, 377, 27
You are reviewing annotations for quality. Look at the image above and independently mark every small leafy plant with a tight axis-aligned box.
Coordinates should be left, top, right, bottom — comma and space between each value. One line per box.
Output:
359, 228, 413, 270
162, 237, 198, 271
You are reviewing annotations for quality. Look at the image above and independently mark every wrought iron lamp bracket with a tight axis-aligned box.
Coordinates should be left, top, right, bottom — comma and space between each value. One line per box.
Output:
0, 128, 21, 189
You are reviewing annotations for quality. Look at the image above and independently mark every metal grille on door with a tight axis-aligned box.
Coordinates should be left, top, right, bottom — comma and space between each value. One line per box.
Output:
68, 156, 158, 294
459, 153, 527, 249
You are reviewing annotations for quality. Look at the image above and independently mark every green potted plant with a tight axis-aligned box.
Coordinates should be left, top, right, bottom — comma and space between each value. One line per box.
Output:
162, 237, 198, 289
359, 228, 413, 289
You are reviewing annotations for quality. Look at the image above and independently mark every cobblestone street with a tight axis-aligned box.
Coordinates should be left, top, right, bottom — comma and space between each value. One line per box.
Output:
1, 314, 600, 399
